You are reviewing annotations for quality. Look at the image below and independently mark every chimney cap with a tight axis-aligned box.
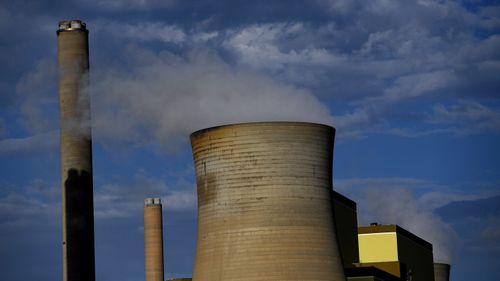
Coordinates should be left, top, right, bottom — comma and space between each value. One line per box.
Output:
144, 198, 162, 206
57, 20, 87, 33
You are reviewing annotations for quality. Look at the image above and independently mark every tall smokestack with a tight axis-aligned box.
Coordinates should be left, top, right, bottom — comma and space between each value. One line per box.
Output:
144, 198, 165, 281
434, 263, 451, 281
190, 122, 345, 281
57, 20, 95, 281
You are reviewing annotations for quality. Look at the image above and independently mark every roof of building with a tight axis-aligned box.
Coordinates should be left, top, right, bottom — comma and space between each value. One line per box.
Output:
332, 189, 357, 210
358, 224, 432, 250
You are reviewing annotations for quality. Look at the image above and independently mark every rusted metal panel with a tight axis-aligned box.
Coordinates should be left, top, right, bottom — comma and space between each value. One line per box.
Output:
190, 122, 345, 281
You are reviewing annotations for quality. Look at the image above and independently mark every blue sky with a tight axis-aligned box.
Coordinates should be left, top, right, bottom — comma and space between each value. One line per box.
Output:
0, 0, 499, 280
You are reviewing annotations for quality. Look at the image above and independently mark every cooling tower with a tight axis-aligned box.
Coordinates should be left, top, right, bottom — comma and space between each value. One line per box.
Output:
144, 198, 165, 281
57, 20, 95, 281
190, 122, 345, 281
434, 263, 451, 281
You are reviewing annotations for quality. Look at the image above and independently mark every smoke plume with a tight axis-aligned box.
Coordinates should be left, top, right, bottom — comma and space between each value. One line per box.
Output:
336, 179, 460, 263
90, 47, 333, 149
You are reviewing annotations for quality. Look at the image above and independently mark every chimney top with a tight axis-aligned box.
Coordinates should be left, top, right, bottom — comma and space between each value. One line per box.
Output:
144, 198, 162, 206
58, 20, 87, 33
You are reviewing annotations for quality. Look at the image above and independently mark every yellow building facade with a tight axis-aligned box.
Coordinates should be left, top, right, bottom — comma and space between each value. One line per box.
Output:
357, 224, 435, 281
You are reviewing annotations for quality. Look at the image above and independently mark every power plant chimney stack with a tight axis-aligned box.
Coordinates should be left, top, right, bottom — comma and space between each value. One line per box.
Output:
144, 198, 165, 281
190, 122, 345, 281
57, 20, 95, 281
434, 263, 451, 281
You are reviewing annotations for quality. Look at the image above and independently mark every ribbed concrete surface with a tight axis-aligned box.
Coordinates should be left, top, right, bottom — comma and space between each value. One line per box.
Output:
58, 20, 95, 281
190, 122, 345, 281
434, 263, 450, 281
144, 200, 164, 281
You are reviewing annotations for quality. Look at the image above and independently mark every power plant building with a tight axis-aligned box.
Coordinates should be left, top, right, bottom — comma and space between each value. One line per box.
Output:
54, 19, 449, 281
357, 224, 436, 281
332, 190, 360, 269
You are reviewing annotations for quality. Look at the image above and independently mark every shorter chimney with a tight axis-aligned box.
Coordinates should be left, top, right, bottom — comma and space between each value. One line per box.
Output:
144, 198, 164, 281
434, 263, 451, 281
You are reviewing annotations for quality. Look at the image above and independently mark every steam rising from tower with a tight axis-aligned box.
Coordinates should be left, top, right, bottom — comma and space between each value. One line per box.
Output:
57, 20, 95, 281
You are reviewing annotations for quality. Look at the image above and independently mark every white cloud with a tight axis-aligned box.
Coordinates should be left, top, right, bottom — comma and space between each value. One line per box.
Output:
223, 23, 344, 72
335, 177, 439, 192
15, 59, 59, 134
0, 131, 58, 155
87, 0, 177, 11
0, 180, 59, 230
7, 0, 500, 152
93, 21, 186, 44
427, 100, 500, 136
418, 191, 493, 210
192, 31, 219, 42
382, 70, 459, 101
94, 172, 196, 219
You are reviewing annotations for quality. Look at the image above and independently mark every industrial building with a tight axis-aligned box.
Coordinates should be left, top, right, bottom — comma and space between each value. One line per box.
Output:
356, 224, 435, 281
57, 20, 451, 281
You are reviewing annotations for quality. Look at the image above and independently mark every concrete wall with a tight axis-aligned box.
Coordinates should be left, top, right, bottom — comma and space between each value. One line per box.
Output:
57, 20, 95, 281
190, 122, 345, 281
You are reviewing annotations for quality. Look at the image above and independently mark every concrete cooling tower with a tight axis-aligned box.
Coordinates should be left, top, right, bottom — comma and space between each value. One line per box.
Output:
57, 20, 95, 281
434, 263, 451, 281
190, 122, 345, 281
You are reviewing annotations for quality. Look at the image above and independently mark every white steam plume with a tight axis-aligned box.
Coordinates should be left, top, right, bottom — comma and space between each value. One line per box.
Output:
90, 47, 333, 149
336, 179, 460, 263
